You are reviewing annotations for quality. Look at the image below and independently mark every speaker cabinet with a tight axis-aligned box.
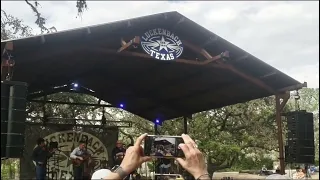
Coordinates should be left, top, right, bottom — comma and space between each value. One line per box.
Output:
285, 111, 315, 164
285, 145, 315, 164
1, 81, 28, 158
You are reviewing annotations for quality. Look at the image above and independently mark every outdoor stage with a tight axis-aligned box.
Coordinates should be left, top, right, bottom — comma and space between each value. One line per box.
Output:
1, 11, 307, 179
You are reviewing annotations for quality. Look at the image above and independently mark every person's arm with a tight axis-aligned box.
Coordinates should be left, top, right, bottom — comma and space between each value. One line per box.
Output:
46, 148, 56, 158
70, 148, 78, 159
32, 147, 39, 162
103, 172, 122, 180
112, 148, 116, 161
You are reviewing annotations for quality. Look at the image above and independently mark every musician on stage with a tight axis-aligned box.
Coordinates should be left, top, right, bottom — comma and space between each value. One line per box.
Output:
32, 138, 56, 180
70, 141, 91, 180
112, 140, 126, 166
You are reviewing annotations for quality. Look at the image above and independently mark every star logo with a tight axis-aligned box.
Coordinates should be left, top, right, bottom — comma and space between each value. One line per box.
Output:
141, 28, 184, 60
156, 36, 170, 52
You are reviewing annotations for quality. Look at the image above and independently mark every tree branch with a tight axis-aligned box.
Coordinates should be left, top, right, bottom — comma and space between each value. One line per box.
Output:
25, 0, 49, 33
24, 0, 57, 33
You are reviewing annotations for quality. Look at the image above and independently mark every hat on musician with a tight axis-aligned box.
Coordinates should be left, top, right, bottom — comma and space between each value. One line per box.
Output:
91, 169, 111, 179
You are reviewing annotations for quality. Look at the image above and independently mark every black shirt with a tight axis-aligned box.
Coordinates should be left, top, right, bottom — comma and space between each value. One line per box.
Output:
32, 146, 52, 165
112, 147, 126, 165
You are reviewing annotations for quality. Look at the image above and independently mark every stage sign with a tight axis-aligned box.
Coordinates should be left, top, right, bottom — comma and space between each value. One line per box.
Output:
141, 28, 184, 60
32, 131, 108, 180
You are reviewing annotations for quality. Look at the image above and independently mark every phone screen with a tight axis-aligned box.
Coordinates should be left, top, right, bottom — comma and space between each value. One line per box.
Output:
144, 135, 184, 158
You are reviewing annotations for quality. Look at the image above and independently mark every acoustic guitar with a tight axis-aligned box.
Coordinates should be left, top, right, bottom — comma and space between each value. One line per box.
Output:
72, 154, 91, 167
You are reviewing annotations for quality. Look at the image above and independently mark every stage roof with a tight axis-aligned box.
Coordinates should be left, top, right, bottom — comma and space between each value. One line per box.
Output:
1, 11, 304, 121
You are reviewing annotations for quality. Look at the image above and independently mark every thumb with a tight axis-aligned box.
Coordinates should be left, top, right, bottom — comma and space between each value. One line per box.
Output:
176, 158, 187, 168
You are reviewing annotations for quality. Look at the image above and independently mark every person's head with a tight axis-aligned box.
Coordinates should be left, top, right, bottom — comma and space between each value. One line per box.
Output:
37, 138, 45, 147
116, 140, 123, 148
79, 141, 86, 150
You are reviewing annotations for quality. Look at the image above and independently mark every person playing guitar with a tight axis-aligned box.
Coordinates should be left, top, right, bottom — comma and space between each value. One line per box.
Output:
70, 141, 92, 180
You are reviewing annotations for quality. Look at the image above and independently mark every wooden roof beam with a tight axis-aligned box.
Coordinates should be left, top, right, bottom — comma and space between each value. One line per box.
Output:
182, 40, 277, 94
117, 36, 140, 52
277, 82, 307, 93
222, 64, 276, 94
182, 40, 227, 64
90, 47, 225, 68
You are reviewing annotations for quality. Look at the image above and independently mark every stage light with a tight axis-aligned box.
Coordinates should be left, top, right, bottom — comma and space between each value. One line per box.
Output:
119, 103, 124, 108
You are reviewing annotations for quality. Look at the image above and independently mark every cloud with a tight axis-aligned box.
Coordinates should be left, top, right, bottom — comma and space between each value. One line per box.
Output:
1, 1, 319, 88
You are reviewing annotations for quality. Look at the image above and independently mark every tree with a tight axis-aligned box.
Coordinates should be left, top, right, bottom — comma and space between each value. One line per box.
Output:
24, 0, 87, 33
1, 10, 33, 40
2, 0, 87, 36
143, 88, 319, 176
122, 97, 281, 176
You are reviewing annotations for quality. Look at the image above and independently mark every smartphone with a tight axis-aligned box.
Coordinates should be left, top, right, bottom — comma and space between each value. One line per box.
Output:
155, 174, 184, 180
144, 135, 184, 158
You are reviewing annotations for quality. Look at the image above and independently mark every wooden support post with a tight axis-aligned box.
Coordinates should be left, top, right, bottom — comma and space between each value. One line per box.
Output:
154, 123, 159, 135
183, 116, 188, 134
275, 93, 290, 175
279, 92, 290, 111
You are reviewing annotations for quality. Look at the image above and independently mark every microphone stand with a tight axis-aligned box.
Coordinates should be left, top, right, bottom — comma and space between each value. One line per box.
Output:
56, 149, 61, 180
52, 149, 62, 180
44, 145, 50, 180
47, 148, 61, 180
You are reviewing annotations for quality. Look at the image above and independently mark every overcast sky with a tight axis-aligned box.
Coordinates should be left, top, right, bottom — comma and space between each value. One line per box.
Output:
2, 1, 319, 88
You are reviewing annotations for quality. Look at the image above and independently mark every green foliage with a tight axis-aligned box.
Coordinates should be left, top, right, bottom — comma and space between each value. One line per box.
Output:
147, 162, 155, 172
2, 0, 87, 37
1, 159, 20, 180
134, 88, 319, 173
228, 156, 274, 171
155, 97, 279, 174
1, 10, 33, 40
29, 92, 101, 123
